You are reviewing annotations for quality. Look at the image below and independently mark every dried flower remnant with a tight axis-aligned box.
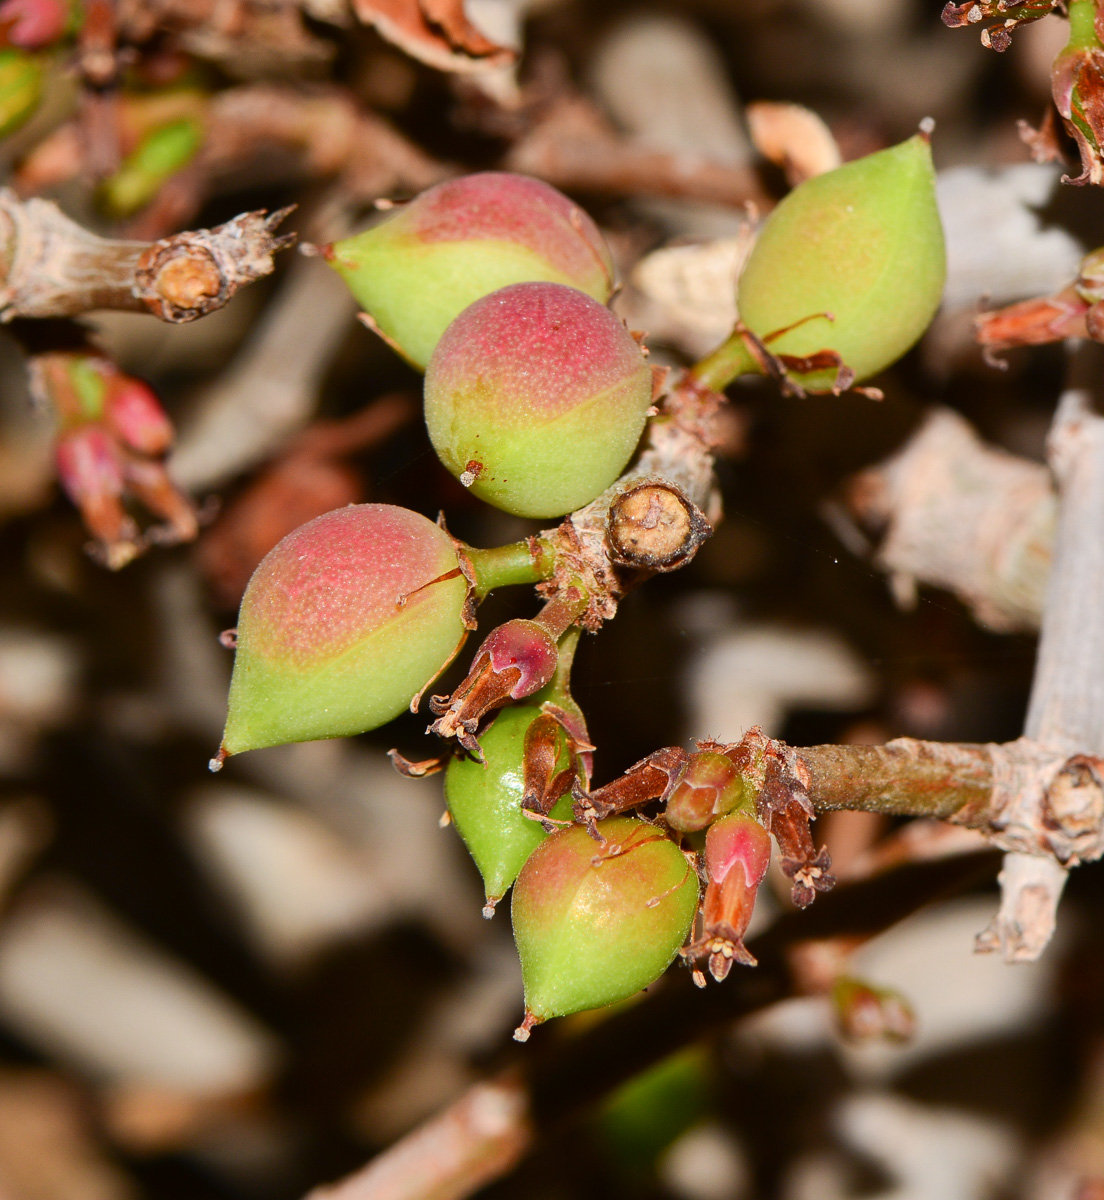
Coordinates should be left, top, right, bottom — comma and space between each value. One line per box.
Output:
429, 619, 559, 754
682, 812, 772, 982
940, 0, 1061, 52
976, 246, 1104, 361
34, 352, 196, 569
1050, 0, 1104, 184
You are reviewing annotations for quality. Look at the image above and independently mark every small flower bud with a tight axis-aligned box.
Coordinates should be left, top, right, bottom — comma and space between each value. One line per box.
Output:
736, 132, 945, 388
445, 704, 576, 916
222, 504, 469, 756
430, 618, 559, 751
0, 0, 67, 47
425, 282, 653, 518
104, 374, 174, 455
55, 424, 123, 504
511, 817, 699, 1036
665, 751, 749, 833
326, 172, 615, 370
831, 976, 916, 1044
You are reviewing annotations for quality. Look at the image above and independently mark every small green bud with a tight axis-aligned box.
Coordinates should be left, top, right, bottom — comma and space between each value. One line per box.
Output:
425, 282, 654, 519
511, 817, 699, 1037
0, 49, 42, 138
445, 704, 573, 913
326, 172, 615, 370
99, 117, 204, 218
736, 133, 945, 388
221, 504, 468, 756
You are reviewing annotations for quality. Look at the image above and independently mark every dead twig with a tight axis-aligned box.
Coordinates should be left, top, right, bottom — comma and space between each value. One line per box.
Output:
0, 192, 296, 323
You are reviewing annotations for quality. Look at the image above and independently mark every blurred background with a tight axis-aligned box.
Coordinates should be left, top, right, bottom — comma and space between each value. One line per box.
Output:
0, 0, 1102, 1196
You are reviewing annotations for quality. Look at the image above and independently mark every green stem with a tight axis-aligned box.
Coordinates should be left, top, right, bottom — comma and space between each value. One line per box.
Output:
686, 329, 763, 393
465, 538, 555, 600
543, 628, 581, 707
1066, 0, 1102, 49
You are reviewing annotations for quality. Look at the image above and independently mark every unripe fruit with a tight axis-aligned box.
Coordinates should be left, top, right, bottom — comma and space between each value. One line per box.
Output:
445, 704, 573, 912
222, 504, 468, 755
326, 172, 615, 369
425, 282, 653, 519
736, 133, 945, 388
512, 817, 698, 1032
665, 750, 748, 833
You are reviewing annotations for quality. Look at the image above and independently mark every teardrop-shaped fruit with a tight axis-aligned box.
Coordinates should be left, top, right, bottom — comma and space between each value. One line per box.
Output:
326, 172, 615, 370
445, 704, 574, 911
512, 817, 699, 1028
222, 504, 468, 755
425, 282, 653, 519
736, 133, 945, 387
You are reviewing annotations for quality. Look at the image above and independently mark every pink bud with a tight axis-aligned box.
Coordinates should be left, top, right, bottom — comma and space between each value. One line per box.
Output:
0, 0, 67, 48
482, 619, 559, 700
104, 375, 174, 456
55, 425, 123, 504
691, 813, 772, 980
430, 618, 559, 752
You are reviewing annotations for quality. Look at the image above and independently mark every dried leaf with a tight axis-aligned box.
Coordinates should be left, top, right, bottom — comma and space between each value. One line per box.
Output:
746, 100, 841, 186
351, 0, 514, 73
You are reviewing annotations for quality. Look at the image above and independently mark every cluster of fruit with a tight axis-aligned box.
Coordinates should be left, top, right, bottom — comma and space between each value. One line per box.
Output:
217, 136, 945, 1038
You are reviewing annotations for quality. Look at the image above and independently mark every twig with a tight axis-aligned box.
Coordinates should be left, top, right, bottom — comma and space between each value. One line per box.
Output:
170, 254, 357, 490
505, 96, 771, 211
845, 407, 1055, 632
0, 192, 296, 323
980, 372, 1104, 959
537, 373, 722, 627
303, 850, 993, 1200
305, 1078, 531, 1200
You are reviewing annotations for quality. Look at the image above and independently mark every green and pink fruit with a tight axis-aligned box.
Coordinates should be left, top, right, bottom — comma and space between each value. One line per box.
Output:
326, 172, 615, 370
736, 133, 945, 387
425, 282, 653, 519
665, 750, 749, 833
221, 504, 468, 755
445, 703, 574, 914
511, 817, 699, 1035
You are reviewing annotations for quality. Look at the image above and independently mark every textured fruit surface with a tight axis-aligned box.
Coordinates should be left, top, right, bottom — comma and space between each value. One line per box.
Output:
512, 817, 698, 1020
736, 133, 945, 387
223, 504, 467, 754
445, 704, 572, 905
425, 282, 653, 518
328, 172, 614, 369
